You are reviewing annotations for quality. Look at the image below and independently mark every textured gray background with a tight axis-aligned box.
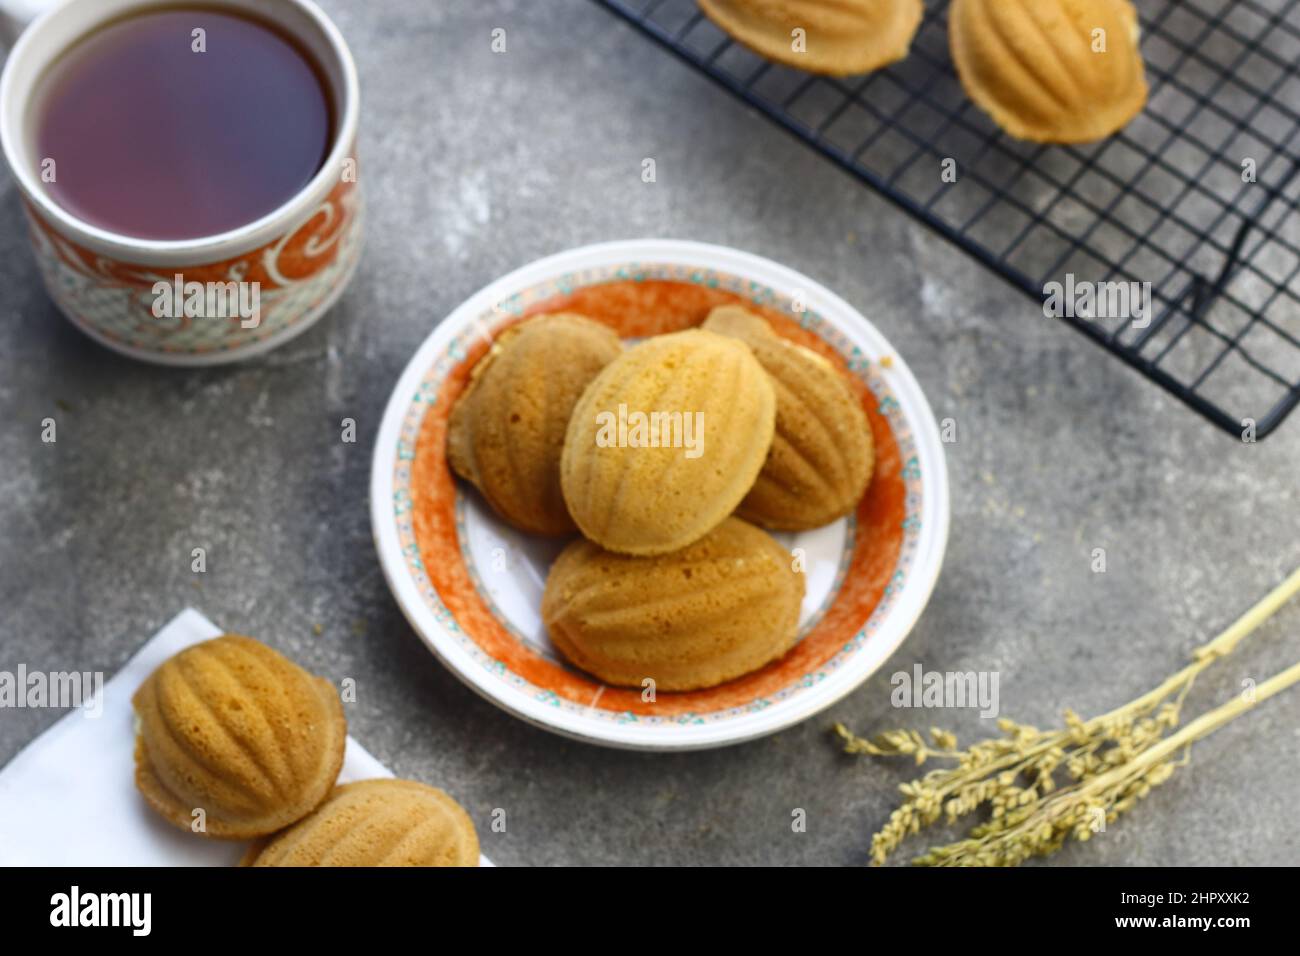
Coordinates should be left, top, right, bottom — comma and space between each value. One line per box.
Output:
1, 0, 1298, 867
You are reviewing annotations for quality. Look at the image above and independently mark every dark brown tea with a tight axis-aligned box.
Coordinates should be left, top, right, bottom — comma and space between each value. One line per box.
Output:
32, 5, 333, 240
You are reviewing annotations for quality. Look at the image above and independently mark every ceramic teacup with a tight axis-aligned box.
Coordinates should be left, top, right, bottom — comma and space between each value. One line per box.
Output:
0, 0, 362, 364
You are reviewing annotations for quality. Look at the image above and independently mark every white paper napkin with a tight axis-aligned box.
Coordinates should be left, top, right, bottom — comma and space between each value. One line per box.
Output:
0, 608, 491, 866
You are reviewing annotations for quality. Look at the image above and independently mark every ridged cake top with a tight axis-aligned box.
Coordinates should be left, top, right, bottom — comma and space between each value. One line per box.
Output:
699, 0, 924, 76
950, 0, 1148, 143
246, 779, 480, 867
448, 312, 622, 535
703, 305, 874, 530
132, 634, 346, 840
561, 329, 776, 556
542, 516, 805, 691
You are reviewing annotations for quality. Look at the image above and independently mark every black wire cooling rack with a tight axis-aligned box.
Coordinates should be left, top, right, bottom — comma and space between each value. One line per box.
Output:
595, 0, 1300, 439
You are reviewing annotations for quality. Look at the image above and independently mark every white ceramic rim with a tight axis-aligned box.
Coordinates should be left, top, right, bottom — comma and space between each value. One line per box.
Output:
0, 0, 360, 266
370, 239, 951, 751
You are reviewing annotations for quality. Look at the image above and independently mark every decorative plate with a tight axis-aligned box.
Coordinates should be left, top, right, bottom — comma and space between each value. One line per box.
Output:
371, 240, 949, 750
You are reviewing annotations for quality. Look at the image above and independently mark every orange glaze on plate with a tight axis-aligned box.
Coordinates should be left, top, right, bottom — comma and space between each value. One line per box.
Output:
409, 280, 905, 717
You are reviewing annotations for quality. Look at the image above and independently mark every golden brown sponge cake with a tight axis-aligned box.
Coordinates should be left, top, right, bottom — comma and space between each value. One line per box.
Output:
542, 517, 805, 691
448, 312, 622, 535
703, 305, 873, 530
244, 779, 480, 867
950, 0, 1148, 143
699, 0, 923, 76
132, 635, 346, 840
560, 328, 776, 556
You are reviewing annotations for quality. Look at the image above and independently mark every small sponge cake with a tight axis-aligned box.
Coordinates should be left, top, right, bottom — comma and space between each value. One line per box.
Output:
703, 305, 873, 530
542, 517, 805, 691
244, 779, 480, 867
949, 0, 1148, 143
699, 0, 924, 76
448, 312, 623, 535
560, 329, 776, 556
132, 634, 346, 840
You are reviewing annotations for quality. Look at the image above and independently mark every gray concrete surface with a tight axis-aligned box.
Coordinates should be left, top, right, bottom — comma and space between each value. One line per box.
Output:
1, 0, 1298, 867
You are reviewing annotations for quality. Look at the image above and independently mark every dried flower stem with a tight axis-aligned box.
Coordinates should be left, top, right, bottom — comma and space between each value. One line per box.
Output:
838, 566, 1300, 866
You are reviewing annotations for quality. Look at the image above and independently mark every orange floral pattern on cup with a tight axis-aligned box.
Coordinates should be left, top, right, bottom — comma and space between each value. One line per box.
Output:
23, 175, 362, 357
